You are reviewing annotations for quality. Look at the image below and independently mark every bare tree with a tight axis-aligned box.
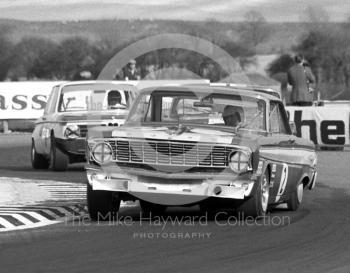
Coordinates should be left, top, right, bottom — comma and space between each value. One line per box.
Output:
240, 10, 271, 48
301, 5, 330, 23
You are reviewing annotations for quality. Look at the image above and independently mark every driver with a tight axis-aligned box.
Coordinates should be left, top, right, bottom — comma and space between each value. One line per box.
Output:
222, 105, 242, 126
107, 90, 123, 109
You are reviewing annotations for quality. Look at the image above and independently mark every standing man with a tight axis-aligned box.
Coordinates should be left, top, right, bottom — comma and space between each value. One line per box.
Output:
287, 54, 316, 106
123, 59, 141, 81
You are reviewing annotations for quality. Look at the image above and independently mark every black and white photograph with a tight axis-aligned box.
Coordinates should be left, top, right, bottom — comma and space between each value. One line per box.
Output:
0, 1, 350, 272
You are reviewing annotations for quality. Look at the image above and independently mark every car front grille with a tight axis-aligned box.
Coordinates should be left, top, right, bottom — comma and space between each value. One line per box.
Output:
104, 139, 235, 167
78, 125, 88, 137
78, 123, 119, 138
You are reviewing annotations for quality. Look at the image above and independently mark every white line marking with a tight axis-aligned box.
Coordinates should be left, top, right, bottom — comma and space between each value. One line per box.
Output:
0, 217, 15, 228
0, 220, 61, 232
0, 210, 55, 222
0, 213, 32, 225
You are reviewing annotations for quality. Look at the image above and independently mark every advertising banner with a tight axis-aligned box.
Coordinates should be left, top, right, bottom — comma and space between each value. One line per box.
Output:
286, 106, 350, 146
0, 82, 62, 120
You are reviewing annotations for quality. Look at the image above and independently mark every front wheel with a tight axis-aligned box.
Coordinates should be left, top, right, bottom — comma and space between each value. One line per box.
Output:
287, 182, 303, 211
87, 183, 121, 221
236, 169, 270, 218
31, 140, 49, 169
49, 136, 68, 171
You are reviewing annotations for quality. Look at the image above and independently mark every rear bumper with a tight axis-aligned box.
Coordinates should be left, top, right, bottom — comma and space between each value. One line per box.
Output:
86, 165, 257, 205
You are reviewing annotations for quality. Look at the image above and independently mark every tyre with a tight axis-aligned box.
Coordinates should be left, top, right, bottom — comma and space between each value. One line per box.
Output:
49, 136, 68, 171
87, 183, 121, 221
236, 169, 270, 218
31, 140, 49, 169
199, 199, 220, 219
139, 200, 167, 216
286, 182, 304, 211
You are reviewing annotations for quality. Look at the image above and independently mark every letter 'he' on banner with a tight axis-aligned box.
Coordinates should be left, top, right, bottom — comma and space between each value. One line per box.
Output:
286, 106, 349, 146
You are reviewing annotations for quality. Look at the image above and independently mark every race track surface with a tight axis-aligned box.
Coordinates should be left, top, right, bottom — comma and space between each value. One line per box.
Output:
0, 134, 350, 273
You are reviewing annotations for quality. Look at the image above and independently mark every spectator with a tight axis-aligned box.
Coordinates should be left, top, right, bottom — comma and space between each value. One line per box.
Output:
144, 64, 157, 80
287, 54, 316, 106
123, 59, 141, 81
199, 62, 210, 79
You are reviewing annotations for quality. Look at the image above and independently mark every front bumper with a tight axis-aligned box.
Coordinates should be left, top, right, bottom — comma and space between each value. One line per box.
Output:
86, 165, 257, 205
56, 138, 86, 156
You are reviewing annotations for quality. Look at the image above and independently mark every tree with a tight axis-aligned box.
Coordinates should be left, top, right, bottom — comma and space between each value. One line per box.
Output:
300, 5, 330, 33
301, 5, 329, 23
89, 39, 115, 79
239, 10, 271, 48
13, 37, 59, 79
266, 54, 294, 76
59, 37, 95, 80
294, 29, 350, 97
28, 44, 64, 79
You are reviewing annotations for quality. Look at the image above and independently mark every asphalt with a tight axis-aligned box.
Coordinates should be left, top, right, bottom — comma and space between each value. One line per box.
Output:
0, 133, 349, 273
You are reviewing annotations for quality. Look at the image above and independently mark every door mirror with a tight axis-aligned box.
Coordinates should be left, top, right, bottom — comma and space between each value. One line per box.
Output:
289, 121, 297, 136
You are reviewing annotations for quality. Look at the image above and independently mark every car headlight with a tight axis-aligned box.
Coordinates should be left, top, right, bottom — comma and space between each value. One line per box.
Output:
228, 150, 251, 173
64, 124, 80, 139
92, 142, 113, 164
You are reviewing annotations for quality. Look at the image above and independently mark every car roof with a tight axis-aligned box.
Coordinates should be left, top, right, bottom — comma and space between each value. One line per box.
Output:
138, 84, 281, 101
54, 80, 280, 101
56, 80, 139, 88
210, 83, 280, 98
54, 79, 210, 92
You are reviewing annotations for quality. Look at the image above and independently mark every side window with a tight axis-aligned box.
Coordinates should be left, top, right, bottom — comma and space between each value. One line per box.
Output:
160, 96, 174, 121
142, 95, 152, 122
269, 102, 289, 134
269, 102, 280, 133
128, 94, 151, 122
124, 91, 130, 107
277, 103, 289, 134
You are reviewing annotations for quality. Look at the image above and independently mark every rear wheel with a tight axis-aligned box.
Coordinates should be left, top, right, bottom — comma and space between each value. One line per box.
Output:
87, 183, 121, 221
287, 182, 303, 211
49, 136, 68, 171
31, 140, 49, 169
236, 169, 270, 218
139, 200, 167, 216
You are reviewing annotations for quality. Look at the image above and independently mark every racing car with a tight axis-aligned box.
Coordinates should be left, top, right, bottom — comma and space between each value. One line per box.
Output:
85, 84, 317, 218
31, 81, 138, 171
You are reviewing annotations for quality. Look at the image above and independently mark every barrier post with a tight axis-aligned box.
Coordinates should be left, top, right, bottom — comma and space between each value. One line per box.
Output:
2, 120, 10, 133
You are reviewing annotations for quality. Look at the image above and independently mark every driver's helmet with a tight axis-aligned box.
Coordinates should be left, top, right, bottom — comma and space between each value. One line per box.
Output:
222, 105, 244, 122
107, 90, 122, 107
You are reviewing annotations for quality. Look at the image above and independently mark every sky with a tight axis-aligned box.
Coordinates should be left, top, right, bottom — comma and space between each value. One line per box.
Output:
0, 0, 349, 22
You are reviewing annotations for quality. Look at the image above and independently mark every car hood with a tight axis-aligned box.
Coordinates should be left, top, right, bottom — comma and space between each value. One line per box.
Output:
56, 110, 128, 122
110, 125, 261, 150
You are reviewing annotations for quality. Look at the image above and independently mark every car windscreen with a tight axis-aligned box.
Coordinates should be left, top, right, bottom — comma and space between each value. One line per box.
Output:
58, 86, 131, 112
127, 90, 266, 131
